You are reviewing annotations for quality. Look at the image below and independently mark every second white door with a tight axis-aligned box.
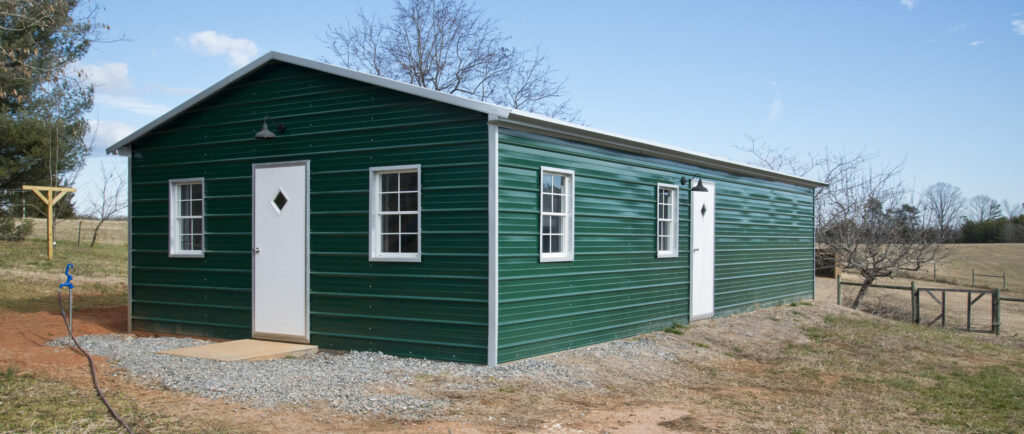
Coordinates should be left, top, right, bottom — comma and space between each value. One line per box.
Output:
690, 180, 715, 321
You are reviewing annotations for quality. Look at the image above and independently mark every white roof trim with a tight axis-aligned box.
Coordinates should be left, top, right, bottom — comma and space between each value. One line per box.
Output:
106, 51, 824, 188
105, 51, 510, 155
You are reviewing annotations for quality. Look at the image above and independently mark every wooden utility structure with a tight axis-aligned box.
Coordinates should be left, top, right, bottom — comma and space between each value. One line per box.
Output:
22, 185, 76, 259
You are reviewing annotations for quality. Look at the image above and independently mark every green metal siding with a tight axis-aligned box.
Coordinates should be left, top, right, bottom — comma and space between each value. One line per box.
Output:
496, 129, 814, 363
129, 61, 490, 363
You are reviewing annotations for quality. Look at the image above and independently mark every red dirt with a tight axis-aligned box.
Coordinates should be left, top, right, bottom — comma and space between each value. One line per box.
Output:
0, 306, 126, 381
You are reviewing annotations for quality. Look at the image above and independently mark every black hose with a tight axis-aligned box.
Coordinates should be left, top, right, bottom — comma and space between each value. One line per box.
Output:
57, 290, 135, 433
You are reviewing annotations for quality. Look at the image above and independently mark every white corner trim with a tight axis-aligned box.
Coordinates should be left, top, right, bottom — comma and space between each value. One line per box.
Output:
487, 116, 499, 367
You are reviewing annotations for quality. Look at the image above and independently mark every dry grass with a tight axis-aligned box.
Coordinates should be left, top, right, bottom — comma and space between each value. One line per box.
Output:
900, 244, 1024, 294
22, 218, 127, 246
0, 239, 127, 312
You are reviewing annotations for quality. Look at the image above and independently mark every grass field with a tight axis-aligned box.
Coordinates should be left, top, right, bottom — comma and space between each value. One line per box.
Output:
1, 221, 1023, 432
901, 244, 1024, 293
23, 217, 127, 246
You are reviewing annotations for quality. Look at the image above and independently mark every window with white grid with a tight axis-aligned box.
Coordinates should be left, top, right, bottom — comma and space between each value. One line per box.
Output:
369, 165, 421, 262
540, 167, 574, 262
656, 183, 679, 258
169, 179, 204, 257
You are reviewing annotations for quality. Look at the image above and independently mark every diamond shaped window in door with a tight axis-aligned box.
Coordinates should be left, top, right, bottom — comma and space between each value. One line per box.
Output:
272, 189, 289, 213
700, 204, 707, 217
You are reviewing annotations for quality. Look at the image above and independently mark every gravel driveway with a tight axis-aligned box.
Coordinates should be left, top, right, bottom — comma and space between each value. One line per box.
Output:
47, 335, 596, 417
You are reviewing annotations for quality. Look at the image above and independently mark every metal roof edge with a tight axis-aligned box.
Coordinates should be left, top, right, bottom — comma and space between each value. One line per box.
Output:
497, 112, 827, 189
105, 51, 510, 155
105, 51, 825, 189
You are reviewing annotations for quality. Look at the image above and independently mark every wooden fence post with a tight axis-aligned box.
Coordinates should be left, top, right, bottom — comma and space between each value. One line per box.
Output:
993, 287, 1001, 336
972, 268, 975, 287
836, 275, 842, 306
967, 291, 972, 331
941, 292, 946, 327
911, 281, 918, 324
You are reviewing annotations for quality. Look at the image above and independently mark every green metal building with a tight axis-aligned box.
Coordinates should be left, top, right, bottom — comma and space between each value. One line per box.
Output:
108, 52, 824, 366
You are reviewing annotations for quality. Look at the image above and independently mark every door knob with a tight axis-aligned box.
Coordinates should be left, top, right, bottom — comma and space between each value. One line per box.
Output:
693, 248, 700, 252
253, 247, 260, 254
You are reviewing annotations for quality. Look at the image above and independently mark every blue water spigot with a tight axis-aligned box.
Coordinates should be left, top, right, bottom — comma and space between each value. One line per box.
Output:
60, 263, 74, 290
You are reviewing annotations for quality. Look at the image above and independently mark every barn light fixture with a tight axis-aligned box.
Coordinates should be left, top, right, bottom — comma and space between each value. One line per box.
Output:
690, 176, 709, 192
254, 116, 276, 139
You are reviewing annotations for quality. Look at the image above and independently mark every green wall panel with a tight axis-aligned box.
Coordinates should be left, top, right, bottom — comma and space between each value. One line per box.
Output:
495, 129, 814, 363
129, 61, 489, 363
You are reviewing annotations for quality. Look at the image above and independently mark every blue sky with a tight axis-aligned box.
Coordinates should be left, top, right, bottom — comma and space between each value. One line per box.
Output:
76, 0, 1023, 214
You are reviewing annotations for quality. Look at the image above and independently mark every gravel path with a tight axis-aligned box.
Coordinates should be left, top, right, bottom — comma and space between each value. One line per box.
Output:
47, 335, 593, 417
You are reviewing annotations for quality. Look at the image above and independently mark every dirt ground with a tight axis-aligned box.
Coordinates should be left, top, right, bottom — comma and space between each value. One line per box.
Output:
4, 294, 1023, 432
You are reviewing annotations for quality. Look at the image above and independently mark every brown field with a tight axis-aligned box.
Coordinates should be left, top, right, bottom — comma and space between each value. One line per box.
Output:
22, 217, 128, 246
2, 225, 1023, 432
901, 244, 1024, 293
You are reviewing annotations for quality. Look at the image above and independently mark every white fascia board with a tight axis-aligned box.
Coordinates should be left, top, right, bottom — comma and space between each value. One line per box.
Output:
106, 51, 510, 155
498, 111, 827, 189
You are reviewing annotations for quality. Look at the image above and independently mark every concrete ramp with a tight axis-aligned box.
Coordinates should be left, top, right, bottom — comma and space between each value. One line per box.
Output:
158, 339, 317, 362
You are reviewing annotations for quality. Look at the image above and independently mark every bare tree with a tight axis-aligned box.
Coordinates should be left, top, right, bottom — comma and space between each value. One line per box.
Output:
323, 0, 580, 122
84, 162, 126, 247
968, 195, 1001, 222
1001, 199, 1022, 219
921, 182, 964, 234
737, 137, 951, 309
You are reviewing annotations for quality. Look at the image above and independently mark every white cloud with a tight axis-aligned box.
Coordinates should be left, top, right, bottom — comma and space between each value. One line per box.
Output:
945, 24, 967, 32
768, 99, 784, 122
161, 86, 201, 96
1013, 19, 1024, 36
88, 119, 136, 154
95, 94, 169, 117
969, 40, 984, 47
900, 0, 918, 10
186, 30, 259, 67
78, 62, 133, 95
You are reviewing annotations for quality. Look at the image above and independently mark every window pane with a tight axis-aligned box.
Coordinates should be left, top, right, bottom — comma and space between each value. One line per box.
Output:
180, 200, 191, 217
399, 172, 417, 192
550, 235, 562, 253
382, 193, 398, 211
193, 235, 203, 251
659, 221, 670, 236
192, 199, 203, 216
553, 194, 562, 213
400, 234, 417, 253
180, 232, 191, 251
400, 193, 418, 212
551, 175, 563, 194
541, 215, 551, 234
542, 174, 552, 193
550, 215, 562, 235
383, 235, 400, 252
659, 236, 668, 251
381, 173, 399, 192
192, 184, 203, 199
383, 215, 400, 233
541, 235, 550, 253
193, 219, 203, 235
542, 194, 552, 213
180, 184, 191, 200
400, 214, 417, 233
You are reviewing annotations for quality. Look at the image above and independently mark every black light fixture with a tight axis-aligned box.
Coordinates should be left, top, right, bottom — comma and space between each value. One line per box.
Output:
690, 175, 709, 192
254, 116, 276, 139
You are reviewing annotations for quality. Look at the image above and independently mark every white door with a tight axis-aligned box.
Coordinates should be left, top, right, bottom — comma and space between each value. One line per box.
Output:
690, 180, 715, 321
252, 161, 308, 343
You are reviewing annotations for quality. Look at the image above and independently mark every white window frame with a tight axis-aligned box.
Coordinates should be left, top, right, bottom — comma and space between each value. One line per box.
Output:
539, 166, 575, 262
656, 183, 679, 258
368, 164, 422, 262
168, 178, 205, 258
